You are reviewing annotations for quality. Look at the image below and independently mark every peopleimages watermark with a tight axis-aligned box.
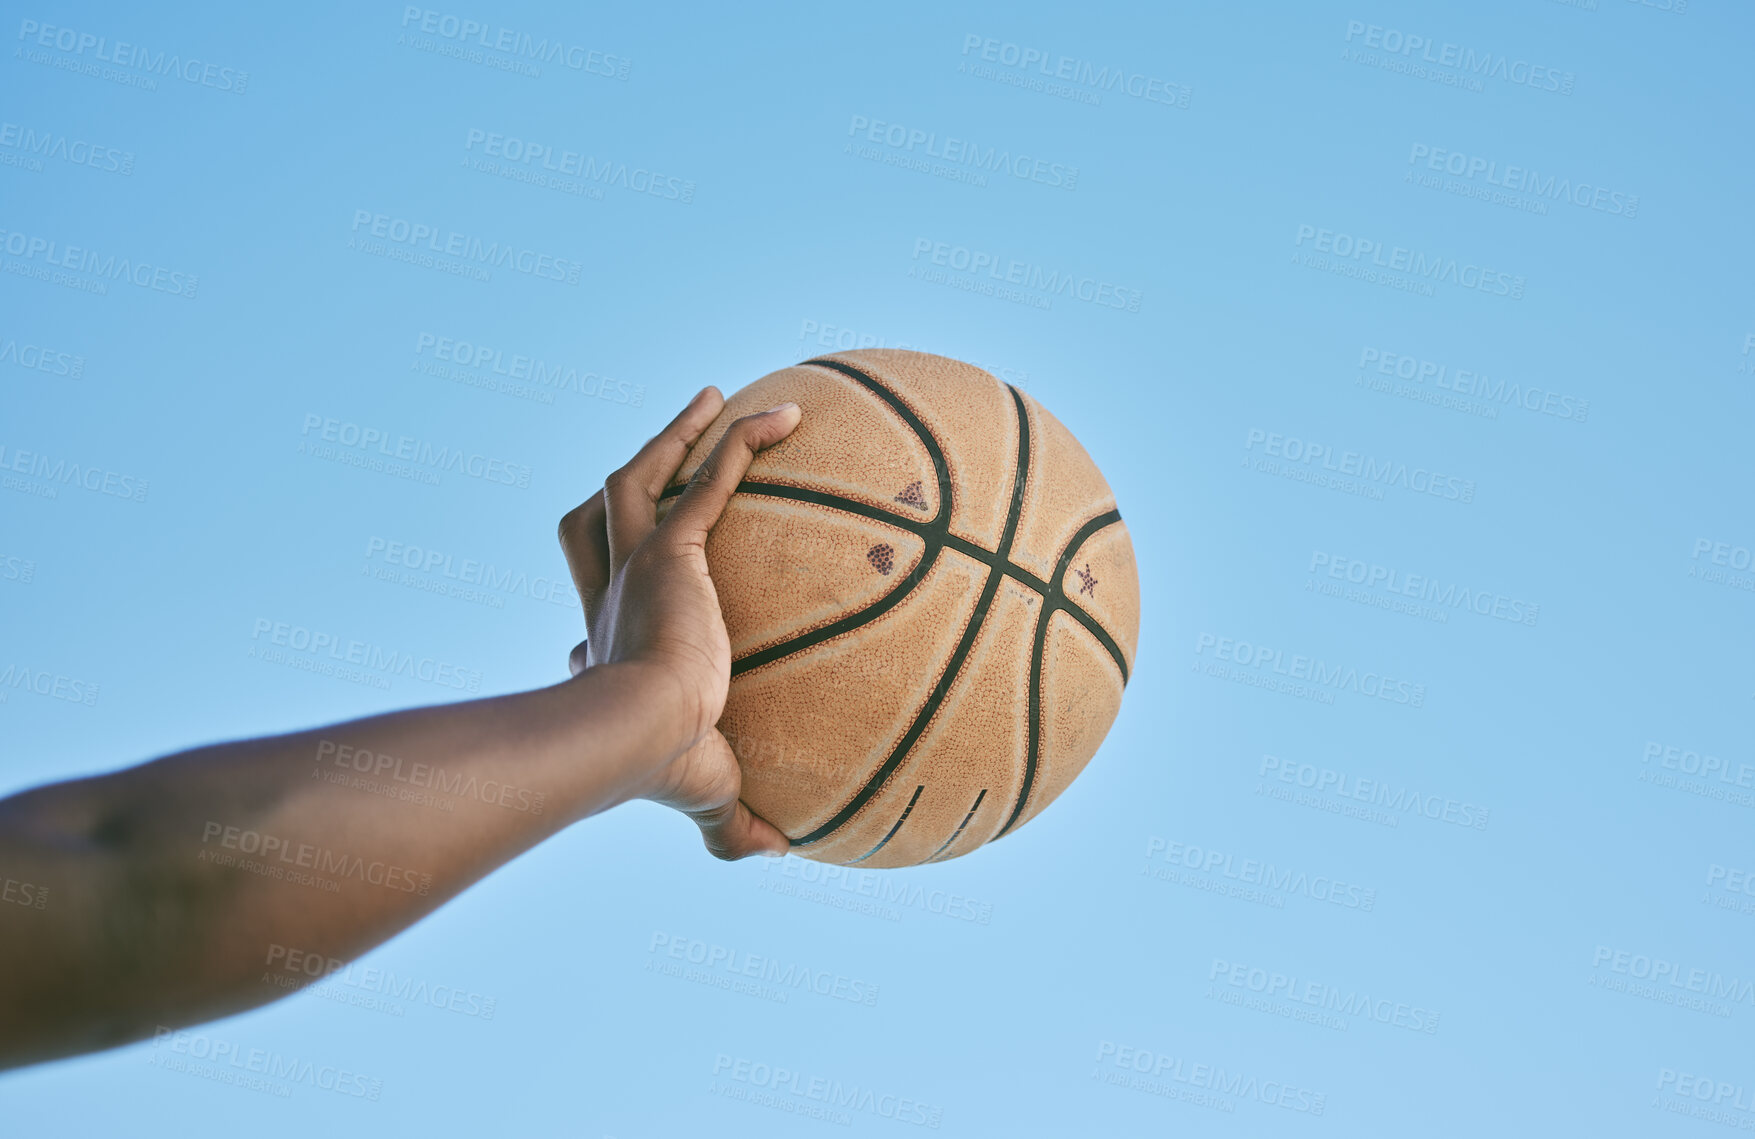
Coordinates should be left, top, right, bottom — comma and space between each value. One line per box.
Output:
1589, 945, 1752, 1017
1641, 740, 1755, 791
754, 853, 994, 925
411, 332, 644, 407
398, 7, 629, 80
1194, 632, 1427, 708
0, 332, 84, 380
845, 115, 1077, 190
1, 873, 49, 909
149, 1028, 380, 1101
1243, 429, 1475, 505
199, 820, 434, 896
0, 553, 37, 586
1341, 20, 1574, 96
1307, 551, 1540, 627
958, 33, 1191, 108
648, 931, 881, 1007
363, 535, 578, 611
1705, 864, 1755, 918
1689, 538, 1755, 593
1708, 865, 1755, 898
0, 122, 133, 175
16, 19, 249, 94
1208, 958, 1442, 1035
298, 413, 533, 489
462, 128, 693, 203
1406, 144, 1636, 218
0, 225, 198, 298
710, 1054, 944, 1128
1294, 224, 1525, 300
0, 442, 148, 503
1143, 836, 1378, 911
248, 617, 484, 694
348, 209, 582, 285
313, 738, 548, 815
1357, 346, 1588, 424
261, 942, 497, 1020
1643, 736, 1755, 805
0, 663, 99, 707
1093, 1040, 1327, 1115
909, 237, 1143, 313
787, 320, 1030, 389
1257, 755, 1492, 831
1654, 1068, 1755, 1130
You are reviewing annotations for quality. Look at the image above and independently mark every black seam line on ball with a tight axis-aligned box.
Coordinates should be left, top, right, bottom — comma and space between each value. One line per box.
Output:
677, 406, 1124, 683
793, 383, 1031, 848
659, 369, 1118, 680
721, 480, 930, 533
667, 360, 1127, 849
1033, 509, 1129, 687
667, 476, 939, 678
722, 352, 956, 680
801, 358, 954, 526
847, 784, 924, 865
689, 478, 1121, 677
926, 789, 988, 863
727, 510, 936, 677
994, 508, 1126, 842
655, 356, 952, 528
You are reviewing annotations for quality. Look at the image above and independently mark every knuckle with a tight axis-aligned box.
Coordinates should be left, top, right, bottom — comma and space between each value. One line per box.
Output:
689, 457, 722, 488
557, 510, 590, 548
623, 545, 659, 577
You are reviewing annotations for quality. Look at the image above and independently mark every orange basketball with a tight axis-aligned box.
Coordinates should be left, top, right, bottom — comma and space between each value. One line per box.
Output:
663, 350, 1139, 867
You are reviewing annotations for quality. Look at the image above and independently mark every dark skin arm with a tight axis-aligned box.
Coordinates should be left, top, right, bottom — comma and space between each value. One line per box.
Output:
0, 388, 796, 1071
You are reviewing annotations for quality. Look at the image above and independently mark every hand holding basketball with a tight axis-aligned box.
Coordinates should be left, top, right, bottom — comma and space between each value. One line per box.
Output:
656, 351, 1138, 867
562, 350, 1136, 868
558, 387, 800, 858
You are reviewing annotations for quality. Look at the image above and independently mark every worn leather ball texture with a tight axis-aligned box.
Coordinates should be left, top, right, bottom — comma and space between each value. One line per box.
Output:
662, 350, 1139, 867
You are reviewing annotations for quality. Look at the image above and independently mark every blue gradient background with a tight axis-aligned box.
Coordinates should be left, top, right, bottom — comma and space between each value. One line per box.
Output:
3, 1, 1750, 1134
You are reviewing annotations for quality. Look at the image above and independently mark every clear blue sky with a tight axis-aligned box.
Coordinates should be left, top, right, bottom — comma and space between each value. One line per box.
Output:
3, 0, 1751, 1134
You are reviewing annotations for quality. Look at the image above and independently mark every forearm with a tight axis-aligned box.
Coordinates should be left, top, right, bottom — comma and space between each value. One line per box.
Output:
0, 661, 692, 1068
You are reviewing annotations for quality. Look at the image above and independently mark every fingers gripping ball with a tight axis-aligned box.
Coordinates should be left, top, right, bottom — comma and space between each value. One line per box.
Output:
659, 350, 1139, 868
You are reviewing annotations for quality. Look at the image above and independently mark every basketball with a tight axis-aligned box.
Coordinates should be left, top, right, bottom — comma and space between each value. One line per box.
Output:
661, 349, 1139, 867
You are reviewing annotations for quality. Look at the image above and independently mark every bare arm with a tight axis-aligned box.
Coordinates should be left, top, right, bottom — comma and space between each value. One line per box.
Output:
0, 390, 799, 1070
0, 665, 686, 1067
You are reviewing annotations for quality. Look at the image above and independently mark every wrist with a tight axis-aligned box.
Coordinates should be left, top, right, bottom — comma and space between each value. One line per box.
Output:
621, 658, 708, 758
560, 660, 707, 805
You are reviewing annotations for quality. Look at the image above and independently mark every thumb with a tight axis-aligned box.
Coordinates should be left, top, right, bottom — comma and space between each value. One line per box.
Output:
686, 797, 792, 862
657, 730, 792, 860
660, 404, 800, 548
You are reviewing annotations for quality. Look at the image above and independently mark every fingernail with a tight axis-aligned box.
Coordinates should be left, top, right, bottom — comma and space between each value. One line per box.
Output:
761, 847, 787, 858
764, 402, 799, 415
